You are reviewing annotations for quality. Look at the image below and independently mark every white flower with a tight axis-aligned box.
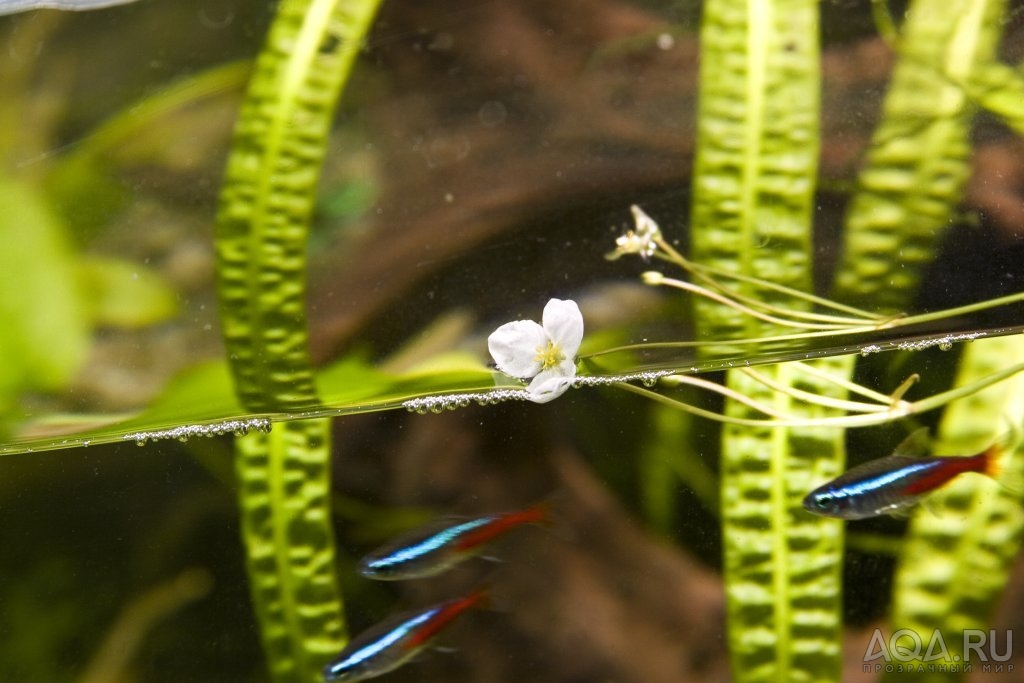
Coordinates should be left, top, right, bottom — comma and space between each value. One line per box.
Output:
606, 204, 661, 261
487, 298, 583, 403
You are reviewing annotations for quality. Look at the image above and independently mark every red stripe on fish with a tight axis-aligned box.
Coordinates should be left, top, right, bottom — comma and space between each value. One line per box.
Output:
405, 588, 489, 650
454, 502, 550, 553
900, 448, 997, 496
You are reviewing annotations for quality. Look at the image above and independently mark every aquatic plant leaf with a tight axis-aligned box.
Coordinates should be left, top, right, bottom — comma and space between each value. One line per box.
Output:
832, 0, 1005, 311
688, 2, 845, 681
46, 61, 250, 238
640, 405, 697, 533
0, 177, 89, 419
211, 1, 384, 680
0, 353, 493, 455
885, 335, 1024, 681
77, 257, 178, 328
214, 0, 380, 413
235, 418, 346, 683
689, 0, 818, 357
720, 358, 850, 683
963, 61, 1024, 138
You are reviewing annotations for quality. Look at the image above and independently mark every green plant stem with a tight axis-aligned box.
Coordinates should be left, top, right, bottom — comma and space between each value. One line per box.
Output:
619, 357, 1024, 430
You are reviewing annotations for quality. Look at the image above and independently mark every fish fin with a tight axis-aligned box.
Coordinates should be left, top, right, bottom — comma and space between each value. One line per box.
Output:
891, 427, 931, 458
992, 419, 1023, 476
987, 435, 1024, 495
916, 498, 939, 518
521, 498, 556, 528
973, 421, 1024, 492
523, 491, 570, 529
982, 443, 1004, 481
886, 506, 915, 520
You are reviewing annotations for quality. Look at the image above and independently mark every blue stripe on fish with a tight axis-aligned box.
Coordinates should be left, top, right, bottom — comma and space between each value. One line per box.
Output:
358, 503, 550, 580
323, 588, 487, 682
803, 433, 997, 520
360, 517, 493, 577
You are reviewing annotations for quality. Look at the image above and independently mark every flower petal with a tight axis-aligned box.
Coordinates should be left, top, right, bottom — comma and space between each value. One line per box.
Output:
554, 357, 577, 378
541, 298, 583, 357
526, 369, 574, 403
487, 319, 546, 378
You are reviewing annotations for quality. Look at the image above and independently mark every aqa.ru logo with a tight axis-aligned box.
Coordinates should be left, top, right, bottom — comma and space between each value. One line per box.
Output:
862, 629, 1013, 674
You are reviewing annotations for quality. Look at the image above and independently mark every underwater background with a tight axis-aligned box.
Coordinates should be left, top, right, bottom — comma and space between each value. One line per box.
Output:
2, 0, 1024, 681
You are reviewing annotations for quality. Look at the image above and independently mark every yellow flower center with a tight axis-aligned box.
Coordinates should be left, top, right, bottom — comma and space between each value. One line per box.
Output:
534, 341, 565, 371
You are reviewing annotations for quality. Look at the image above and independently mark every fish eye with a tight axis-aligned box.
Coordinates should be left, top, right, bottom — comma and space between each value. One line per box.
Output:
803, 489, 845, 515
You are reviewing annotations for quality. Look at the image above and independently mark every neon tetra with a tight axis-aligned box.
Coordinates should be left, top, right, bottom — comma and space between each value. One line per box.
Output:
803, 429, 1002, 520
323, 588, 487, 682
359, 503, 550, 580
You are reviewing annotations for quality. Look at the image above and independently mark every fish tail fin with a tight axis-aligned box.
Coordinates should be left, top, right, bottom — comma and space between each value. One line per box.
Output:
981, 423, 1023, 494
520, 491, 568, 528
981, 442, 1003, 479
520, 500, 554, 526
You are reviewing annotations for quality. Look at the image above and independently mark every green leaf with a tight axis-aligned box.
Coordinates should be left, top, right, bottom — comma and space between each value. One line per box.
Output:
688, 2, 846, 681
235, 418, 346, 682
832, 0, 1006, 311
689, 0, 819, 355
77, 257, 178, 328
45, 61, 251, 240
215, 0, 382, 412
962, 61, 1024, 138
211, 1, 384, 681
0, 177, 90, 412
1, 352, 495, 455
886, 335, 1024, 682
720, 359, 849, 683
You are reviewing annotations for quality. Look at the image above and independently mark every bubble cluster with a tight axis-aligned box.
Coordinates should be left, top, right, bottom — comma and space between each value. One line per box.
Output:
572, 370, 675, 387
403, 389, 532, 413
401, 371, 681, 414
859, 332, 986, 357
124, 418, 272, 446
896, 332, 986, 352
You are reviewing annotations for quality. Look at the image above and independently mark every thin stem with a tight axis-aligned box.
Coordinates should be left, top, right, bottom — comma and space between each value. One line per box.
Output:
617, 359, 1024, 429
869, 0, 899, 48
580, 324, 878, 360
653, 276, 851, 331
618, 383, 911, 428
788, 361, 894, 404
738, 367, 891, 413
660, 373, 794, 418
910, 360, 1024, 414
655, 235, 885, 321
890, 291, 1024, 327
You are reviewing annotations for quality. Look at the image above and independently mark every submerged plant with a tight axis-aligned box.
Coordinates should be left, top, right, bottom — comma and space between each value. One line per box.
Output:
2, 0, 1024, 681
